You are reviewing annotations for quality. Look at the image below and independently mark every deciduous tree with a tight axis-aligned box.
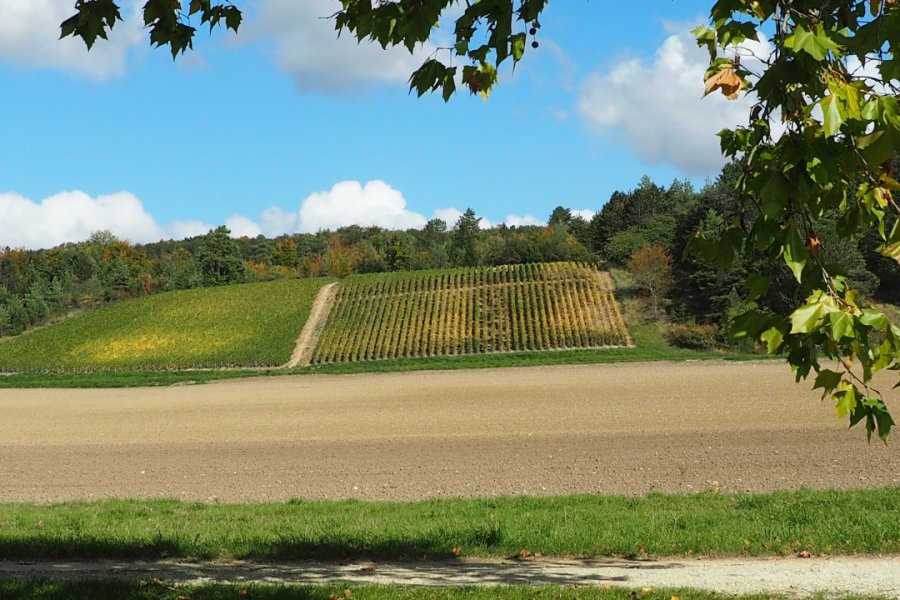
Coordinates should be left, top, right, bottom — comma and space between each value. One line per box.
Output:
627, 245, 675, 316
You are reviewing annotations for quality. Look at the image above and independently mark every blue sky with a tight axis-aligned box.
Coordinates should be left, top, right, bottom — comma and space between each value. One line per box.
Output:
0, 0, 757, 249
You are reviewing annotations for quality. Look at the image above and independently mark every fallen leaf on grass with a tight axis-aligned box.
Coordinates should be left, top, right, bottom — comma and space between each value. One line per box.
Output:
519, 549, 533, 558
451, 545, 462, 557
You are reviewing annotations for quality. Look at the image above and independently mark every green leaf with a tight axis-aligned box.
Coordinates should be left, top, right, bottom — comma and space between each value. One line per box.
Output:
858, 126, 900, 167
511, 32, 526, 62
829, 311, 856, 341
441, 69, 457, 102
729, 310, 775, 342
790, 301, 827, 334
813, 369, 844, 398
783, 227, 808, 283
834, 381, 857, 418
785, 24, 841, 61
880, 219, 900, 264
875, 409, 895, 443
860, 308, 888, 328
820, 95, 846, 137
760, 326, 784, 353
744, 274, 770, 301
759, 173, 791, 219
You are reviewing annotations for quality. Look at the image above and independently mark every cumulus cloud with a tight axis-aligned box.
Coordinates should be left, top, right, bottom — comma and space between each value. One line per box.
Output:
0, 0, 143, 79
296, 180, 428, 232
0, 190, 213, 250
578, 30, 768, 175
224, 215, 263, 238
505, 214, 544, 227
572, 209, 595, 221
1, 182, 571, 250
250, 0, 434, 93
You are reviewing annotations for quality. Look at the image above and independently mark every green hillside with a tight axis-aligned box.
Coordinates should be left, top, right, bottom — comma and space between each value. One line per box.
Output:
0, 278, 329, 372
312, 262, 630, 364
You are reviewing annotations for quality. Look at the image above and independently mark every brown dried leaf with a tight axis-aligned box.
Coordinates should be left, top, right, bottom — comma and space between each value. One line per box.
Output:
704, 68, 744, 100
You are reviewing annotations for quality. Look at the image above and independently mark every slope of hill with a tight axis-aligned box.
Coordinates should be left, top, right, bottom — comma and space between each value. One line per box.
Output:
311, 262, 630, 364
0, 279, 329, 372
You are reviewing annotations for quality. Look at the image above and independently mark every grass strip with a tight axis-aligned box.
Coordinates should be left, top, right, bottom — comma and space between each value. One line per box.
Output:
0, 349, 770, 388
1, 489, 897, 561
3, 582, 882, 600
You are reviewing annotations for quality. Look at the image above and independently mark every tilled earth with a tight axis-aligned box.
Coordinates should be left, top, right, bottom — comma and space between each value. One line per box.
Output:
1, 361, 898, 503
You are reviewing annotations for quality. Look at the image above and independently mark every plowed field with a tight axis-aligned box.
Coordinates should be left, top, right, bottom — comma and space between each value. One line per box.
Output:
1, 362, 898, 503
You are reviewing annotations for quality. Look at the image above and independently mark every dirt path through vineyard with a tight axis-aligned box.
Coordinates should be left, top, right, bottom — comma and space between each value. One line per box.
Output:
1, 362, 898, 503
286, 281, 339, 368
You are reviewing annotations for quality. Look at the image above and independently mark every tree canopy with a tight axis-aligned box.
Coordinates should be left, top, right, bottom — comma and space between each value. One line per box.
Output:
59, 1, 900, 440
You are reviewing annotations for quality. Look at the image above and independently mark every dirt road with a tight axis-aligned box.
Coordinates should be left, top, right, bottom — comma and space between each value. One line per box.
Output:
3, 557, 899, 598
1, 362, 898, 503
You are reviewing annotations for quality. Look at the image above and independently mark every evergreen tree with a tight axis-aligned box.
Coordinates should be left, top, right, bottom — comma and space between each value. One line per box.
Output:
197, 226, 248, 286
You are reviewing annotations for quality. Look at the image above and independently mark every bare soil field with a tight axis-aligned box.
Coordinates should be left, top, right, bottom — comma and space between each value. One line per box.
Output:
1, 362, 898, 503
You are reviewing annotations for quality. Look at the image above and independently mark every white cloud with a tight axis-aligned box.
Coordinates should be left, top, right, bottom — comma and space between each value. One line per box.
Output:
2, 183, 570, 250
578, 30, 768, 175
224, 215, 263, 238
505, 214, 544, 227
0, 0, 143, 79
167, 220, 214, 241
259, 206, 299, 237
432, 207, 464, 227
250, 0, 434, 93
572, 209, 595, 221
297, 180, 429, 232
0, 190, 214, 249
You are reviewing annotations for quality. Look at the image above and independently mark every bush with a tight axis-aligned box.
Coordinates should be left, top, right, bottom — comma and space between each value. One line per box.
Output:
666, 322, 719, 350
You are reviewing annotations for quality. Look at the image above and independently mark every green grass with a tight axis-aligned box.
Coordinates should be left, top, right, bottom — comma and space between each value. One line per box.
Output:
0, 279, 330, 372
1, 489, 897, 561
1, 582, 878, 600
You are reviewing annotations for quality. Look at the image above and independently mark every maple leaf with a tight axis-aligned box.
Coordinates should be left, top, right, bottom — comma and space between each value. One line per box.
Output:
704, 68, 744, 100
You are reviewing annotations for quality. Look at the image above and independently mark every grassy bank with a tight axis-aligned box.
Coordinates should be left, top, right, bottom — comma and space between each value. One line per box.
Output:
1, 489, 897, 561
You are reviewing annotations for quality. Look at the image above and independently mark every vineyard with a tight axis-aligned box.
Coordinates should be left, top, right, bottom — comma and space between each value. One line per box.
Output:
311, 262, 630, 364
0, 278, 328, 372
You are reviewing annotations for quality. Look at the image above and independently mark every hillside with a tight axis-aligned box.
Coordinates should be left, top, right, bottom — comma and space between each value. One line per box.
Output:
0, 263, 631, 373
311, 262, 630, 364
0, 279, 329, 372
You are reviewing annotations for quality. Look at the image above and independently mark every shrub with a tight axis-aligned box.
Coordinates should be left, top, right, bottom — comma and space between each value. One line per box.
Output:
666, 322, 719, 350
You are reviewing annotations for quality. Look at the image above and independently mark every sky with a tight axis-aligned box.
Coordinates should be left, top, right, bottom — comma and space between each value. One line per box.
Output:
0, 0, 760, 250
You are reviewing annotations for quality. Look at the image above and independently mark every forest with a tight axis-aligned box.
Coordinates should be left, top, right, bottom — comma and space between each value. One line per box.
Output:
2, 161, 897, 348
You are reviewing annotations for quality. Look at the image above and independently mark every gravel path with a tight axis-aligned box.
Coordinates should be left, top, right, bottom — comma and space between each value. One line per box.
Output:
0, 361, 898, 503
2, 556, 898, 597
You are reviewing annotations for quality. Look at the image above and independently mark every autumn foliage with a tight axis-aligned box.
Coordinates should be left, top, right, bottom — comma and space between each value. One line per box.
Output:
627, 245, 674, 316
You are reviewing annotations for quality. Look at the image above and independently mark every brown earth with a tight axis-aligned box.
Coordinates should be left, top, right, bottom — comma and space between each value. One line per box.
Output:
1, 361, 898, 503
